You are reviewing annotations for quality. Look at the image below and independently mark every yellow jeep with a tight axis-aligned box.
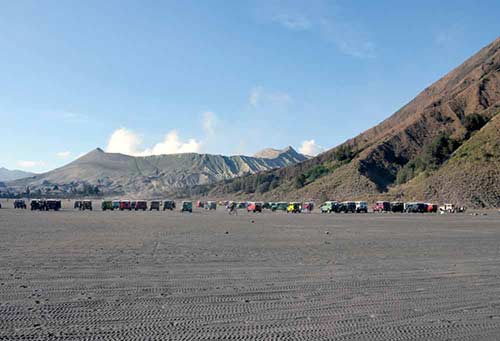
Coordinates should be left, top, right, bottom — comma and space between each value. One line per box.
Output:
287, 202, 301, 213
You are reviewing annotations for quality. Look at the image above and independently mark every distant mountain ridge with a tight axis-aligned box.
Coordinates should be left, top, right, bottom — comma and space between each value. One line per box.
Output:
6, 147, 307, 197
0, 167, 35, 182
253, 146, 308, 159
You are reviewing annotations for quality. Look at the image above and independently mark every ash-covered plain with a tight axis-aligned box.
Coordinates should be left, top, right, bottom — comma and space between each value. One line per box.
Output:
1, 205, 500, 340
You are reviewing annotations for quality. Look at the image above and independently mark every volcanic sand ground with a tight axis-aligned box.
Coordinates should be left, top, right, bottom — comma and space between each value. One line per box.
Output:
1, 202, 500, 340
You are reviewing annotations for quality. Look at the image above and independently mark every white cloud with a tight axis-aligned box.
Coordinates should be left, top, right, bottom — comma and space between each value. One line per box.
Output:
141, 131, 201, 155
17, 160, 45, 168
56, 151, 71, 158
249, 86, 292, 108
299, 139, 325, 156
272, 13, 311, 31
105, 128, 143, 156
202, 111, 216, 136
105, 128, 201, 156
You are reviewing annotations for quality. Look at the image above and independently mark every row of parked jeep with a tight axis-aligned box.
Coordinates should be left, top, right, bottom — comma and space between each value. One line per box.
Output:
10, 199, 193, 212
229, 201, 463, 214
100, 200, 191, 212
7, 199, 465, 214
320, 201, 465, 213
12, 199, 62, 211
372, 201, 466, 213
320, 201, 368, 213
219, 201, 314, 213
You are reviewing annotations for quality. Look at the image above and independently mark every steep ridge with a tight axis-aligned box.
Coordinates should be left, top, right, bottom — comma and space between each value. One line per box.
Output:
6, 147, 307, 197
198, 37, 500, 207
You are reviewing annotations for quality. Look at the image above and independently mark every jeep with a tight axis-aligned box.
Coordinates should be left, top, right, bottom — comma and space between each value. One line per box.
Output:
119, 200, 132, 211
320, 201, 338, 213
404, 202, 426, 213
390, 202, 404, 213
14, 199, 27, 209
206, 201, 217, 210
135, 201, 147, 211
373, 201, 390, 212
46, 200, 61, 211
339, 201, 356, 213
287, 202, 301, 213
247, 202, 263, 213
81, 200, 92, 211
302, 202, 314, 212
150, 201, 161, 211
271, 202, 288, 212
355, 201, 368, 213
181, 201, 193, 213
163, 200, 176, 211
101, 200, 113, 211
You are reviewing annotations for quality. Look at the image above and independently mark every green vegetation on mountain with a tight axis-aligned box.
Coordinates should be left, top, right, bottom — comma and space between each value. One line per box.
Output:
402, 114, 499, 207
395, 134, 460, 184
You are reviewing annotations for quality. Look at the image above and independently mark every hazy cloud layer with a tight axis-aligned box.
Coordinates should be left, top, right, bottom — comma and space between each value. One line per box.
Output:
272, 13, 311, 30
319, 20, 375, 59
17, 160, 45, 168
202, 111, 217, 136
43, 111, 89, 123
56, 151, 71, 158
249, 86, 292, 108
259, 2, 375, 59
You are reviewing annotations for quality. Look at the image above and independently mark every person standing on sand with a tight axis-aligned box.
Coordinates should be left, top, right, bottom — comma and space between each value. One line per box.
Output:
228, 202, 237, 215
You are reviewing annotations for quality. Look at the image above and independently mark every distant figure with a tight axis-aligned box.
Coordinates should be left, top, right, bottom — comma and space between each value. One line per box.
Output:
228, 202, 237, 215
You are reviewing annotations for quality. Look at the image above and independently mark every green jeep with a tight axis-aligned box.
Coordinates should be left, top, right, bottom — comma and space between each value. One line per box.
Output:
320, 201, 338, 213
271, 202, 288, 212
101, 200, 113, 211
181, 201, 193, 213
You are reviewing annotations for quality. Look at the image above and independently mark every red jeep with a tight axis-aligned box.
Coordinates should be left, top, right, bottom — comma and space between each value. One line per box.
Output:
373, 201, 390, 212
247, 202, 263, 213
426, 203, 438, 213
119, 200, 132, 211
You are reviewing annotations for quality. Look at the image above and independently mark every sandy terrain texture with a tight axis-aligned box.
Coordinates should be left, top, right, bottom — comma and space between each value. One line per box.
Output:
1, 202, 500, 340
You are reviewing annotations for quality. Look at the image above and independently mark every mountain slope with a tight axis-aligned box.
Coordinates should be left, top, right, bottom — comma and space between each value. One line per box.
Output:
7, 147, 307, 197
199, 37, 500, 207
0, 167, 35, 182
401, 115, 500, 207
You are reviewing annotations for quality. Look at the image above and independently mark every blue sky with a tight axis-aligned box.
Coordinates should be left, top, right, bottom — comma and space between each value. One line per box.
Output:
1, 0, 499, 172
